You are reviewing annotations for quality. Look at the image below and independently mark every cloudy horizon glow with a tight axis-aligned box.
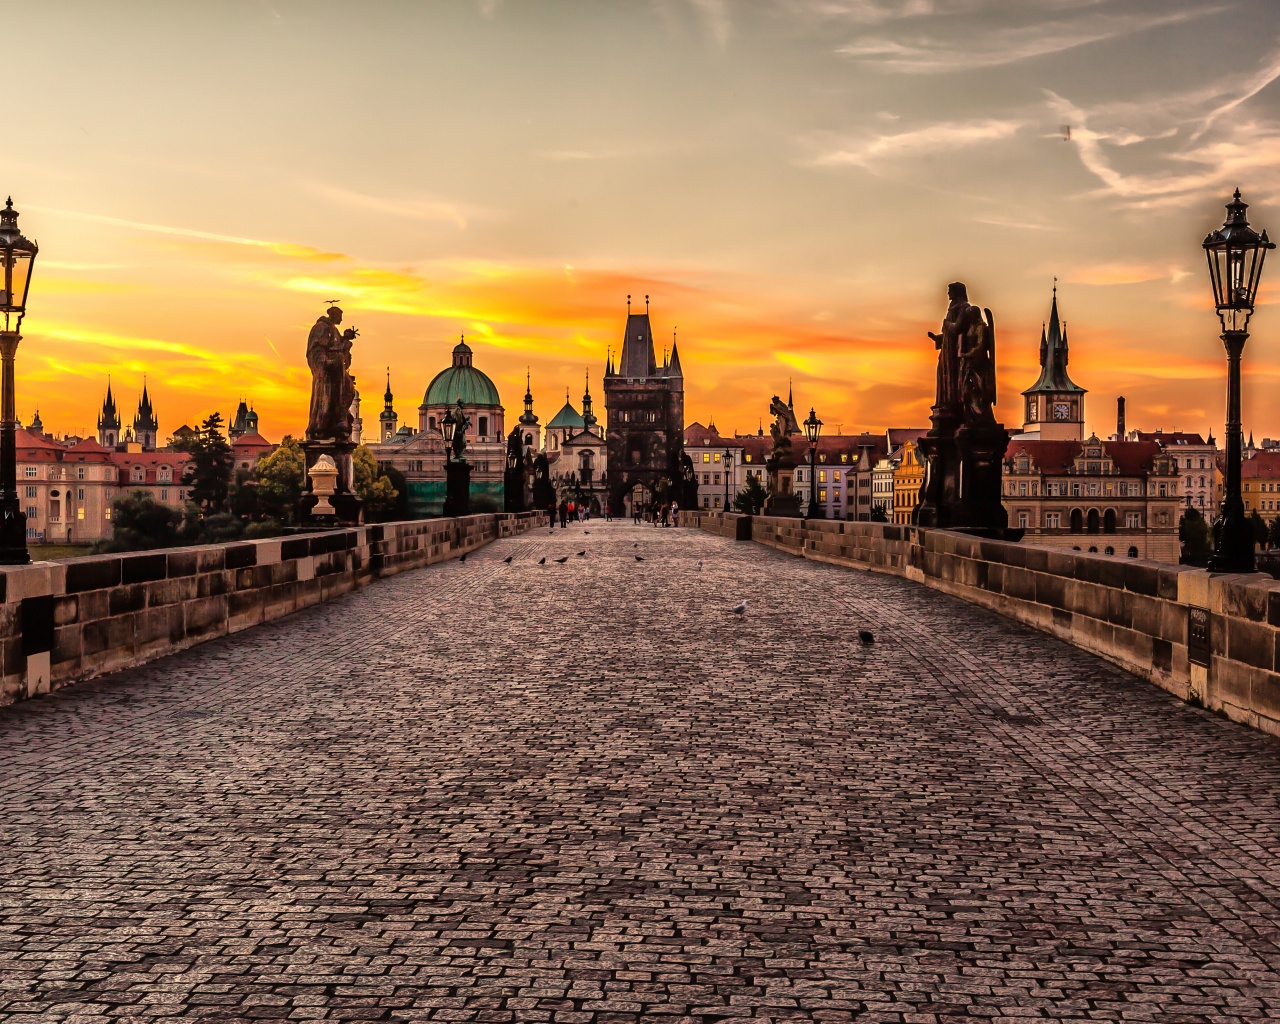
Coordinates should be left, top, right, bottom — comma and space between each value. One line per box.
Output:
8, 0, 1280, 443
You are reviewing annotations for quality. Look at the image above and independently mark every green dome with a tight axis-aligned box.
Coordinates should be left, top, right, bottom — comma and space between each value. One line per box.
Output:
423, 340, 501, 407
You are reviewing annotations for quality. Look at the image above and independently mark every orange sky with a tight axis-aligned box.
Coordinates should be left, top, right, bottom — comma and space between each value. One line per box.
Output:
8, 1, 1280, 444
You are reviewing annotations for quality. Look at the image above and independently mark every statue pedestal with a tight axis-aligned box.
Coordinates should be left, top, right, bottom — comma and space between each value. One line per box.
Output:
299, 441, 363, 527
443, 460, 471, 518
914, 412, 1016, 537
763, 450, 802, 518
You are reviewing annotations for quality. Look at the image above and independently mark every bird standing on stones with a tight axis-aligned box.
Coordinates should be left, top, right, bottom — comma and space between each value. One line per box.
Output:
635, 555, 645, 562
858, 630, 875, 645
577, 550, 585, 557
731, 600, 748, 616
459, 553, 467, 562
538, 557, 546, 565
503, 555, 513, 564
697, 559, 703, 571
554, 555, 570, 563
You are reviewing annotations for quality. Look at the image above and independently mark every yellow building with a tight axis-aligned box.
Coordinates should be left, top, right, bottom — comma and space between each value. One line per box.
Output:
892, 441, 924, 524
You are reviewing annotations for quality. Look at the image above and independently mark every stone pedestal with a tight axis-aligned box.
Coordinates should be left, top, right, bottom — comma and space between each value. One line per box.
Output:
300, 441, 362, 527
443, 460, 471, 518
763, 449, 802, 518
914, 412, 1015, 537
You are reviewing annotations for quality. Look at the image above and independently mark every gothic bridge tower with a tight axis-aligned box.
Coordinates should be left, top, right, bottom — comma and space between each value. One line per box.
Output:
603, 295, 684, 514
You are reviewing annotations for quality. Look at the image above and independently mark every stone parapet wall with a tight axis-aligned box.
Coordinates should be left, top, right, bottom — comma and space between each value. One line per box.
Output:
693, 511, 1280, 739
0, 512, 546, 707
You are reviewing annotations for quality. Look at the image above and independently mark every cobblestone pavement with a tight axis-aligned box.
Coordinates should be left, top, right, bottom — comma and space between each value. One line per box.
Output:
2, 522, 1280, 1023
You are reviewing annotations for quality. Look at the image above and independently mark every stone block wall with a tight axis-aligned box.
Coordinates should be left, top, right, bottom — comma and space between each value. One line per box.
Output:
695, 512, 1280, 739
0, 512, 546, 707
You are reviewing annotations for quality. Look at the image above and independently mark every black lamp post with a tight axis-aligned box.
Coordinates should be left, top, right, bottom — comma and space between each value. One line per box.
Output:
0, 199, 37, 565
440, 406, 456, 456
1204, 188, 1274, 573
723, 447, 733, 512
804, 407, 823, 519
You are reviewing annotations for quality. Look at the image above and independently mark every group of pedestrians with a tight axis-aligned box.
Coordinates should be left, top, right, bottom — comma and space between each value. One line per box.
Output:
631, 501, 679, 527
548, 499, 594, 530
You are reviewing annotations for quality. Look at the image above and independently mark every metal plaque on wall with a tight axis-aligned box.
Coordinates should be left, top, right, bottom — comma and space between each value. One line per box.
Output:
1188, 608, 1211, 667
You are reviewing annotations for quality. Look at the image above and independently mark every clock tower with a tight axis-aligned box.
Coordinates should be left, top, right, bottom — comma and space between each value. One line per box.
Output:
1021, 284, 1086, 441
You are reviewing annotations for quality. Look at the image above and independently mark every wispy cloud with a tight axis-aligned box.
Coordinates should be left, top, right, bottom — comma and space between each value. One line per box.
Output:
836, 5, 1213, 74
304, 182, 486, 230
805, 118, 1023, 169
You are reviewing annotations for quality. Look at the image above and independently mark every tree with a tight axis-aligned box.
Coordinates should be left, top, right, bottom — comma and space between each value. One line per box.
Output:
869, 504, 890, 523
353, 445, 399, 520
1179, 506, 1212, 565
733, 475, 767, 514
177, 413, 234, 514
1250, 509, 1268, 548
106, 491, 182, 551
255, 435, 306, 524
1268, 516, 1280, 551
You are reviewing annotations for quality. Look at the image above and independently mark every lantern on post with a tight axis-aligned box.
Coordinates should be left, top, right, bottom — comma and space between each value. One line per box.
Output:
1203, 189, 1274, 573
804, 407, 823, 519
0, 199, 38, 565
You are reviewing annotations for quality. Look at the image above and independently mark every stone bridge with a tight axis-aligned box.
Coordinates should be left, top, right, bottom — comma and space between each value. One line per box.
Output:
1, 520, 1279, 1022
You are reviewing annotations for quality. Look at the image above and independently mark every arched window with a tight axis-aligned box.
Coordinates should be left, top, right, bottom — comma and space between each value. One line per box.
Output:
1103, 508, 1116, 534
1086, 508, 1100, 534
1070, 508, 1083, 533
1105, 545, 1115, 555
1088, 546, 1098, 553
1127, 546, 1139, 558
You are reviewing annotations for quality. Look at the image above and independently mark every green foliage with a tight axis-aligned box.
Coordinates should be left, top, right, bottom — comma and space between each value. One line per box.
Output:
1250, 509, 1268, 546
255, 435, 306, 524
1269, 516, 1280, 551
105, 491, 182, 552
869, 504, 890, 523
1180, 506, 1212, 564
244, 519, 284, 539
733, 475, 767, 515
353, 445, 400, 520
179, 413, 234, 514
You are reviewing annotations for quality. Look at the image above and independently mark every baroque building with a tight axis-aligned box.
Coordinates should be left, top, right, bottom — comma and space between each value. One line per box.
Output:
603, 299, 685, 516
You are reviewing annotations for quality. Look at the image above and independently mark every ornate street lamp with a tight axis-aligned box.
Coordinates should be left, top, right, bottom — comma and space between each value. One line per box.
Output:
1204, 188, 1274, 572
0, 199, 37, 565
804, 407, 823, 519
723, 447, 733, 512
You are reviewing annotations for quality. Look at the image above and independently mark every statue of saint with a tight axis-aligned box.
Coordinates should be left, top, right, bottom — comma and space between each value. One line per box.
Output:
927, 282, 971, 413
767, 395, 800, 456
306, 305, 358, 442
958, 305, 998, 424
450, 398, 470, 463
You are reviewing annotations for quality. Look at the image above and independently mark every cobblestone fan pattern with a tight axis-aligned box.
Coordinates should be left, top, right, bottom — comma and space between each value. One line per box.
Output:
2, 522, 1280, 1023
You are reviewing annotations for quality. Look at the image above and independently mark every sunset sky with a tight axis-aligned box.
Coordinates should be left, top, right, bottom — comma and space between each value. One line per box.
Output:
8, 0, 1280, 442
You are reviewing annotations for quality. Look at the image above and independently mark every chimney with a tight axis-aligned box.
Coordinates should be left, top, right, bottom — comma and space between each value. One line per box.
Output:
1117, 396, 1126, 440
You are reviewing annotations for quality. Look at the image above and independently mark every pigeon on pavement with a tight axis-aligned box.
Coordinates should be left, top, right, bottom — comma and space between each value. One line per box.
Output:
459, 553, 467, 562
697, 559, 703, 571
731, 600, 748, 616
858, 630, 875, 645
635, 555, 645, 561
554, 556, 569, 563
577, 550, 586, 556
503, 555, 514, 564
538, 557, 546, 565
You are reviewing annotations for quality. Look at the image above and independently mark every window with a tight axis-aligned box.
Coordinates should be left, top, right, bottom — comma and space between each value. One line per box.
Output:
819, 489, 827, 502
713, 453, 721, 463
713, 496, 721, 508
105, 507, 112, 521
478, 416, 488, 436
77, 507, 85, 521
1046, 513, 1060, 529
161, 489, 168, 501
158, 467, 171, 483
713, 474, 720, 485
703, 495, 710, 507
1158, 483, 1167, 497
1126, 513, 1141, 529
744, 454, 752, 463
1128, 546, 1139, 558
24, 485, 35, 498
178, 490, 186, 501
819, 471, 827, 484
77, 467, 85, 480
841, 454, 848, 463
24, 506, 35, 519
49, 500, 60, 522
834, 471, 841, 482
76, 488, 84, 500
702, 453, 710, 463
1105, 546, 1115, 555
1019, 483, 1027, 496
23, 466, 36, 478
1071, 483, 1080, 497
703, 473, 710, 485
131, 467, 144, 483
1018, 512, 1028, 529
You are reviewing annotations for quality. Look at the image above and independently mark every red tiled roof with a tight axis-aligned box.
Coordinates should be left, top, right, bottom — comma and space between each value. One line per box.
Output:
232, 431, 273, 450
1133, 430, 1210, 446
1006, 438, 1169, 475
1242, 451, 1280, 479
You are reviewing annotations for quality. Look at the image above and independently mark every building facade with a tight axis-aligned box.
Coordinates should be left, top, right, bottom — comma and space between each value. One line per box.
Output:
891, 441, 925, 524
1002, 436, 1182, 561
604, 303, 685, 516
1020, 287, 1086, 440
1126, 429, 1218, 514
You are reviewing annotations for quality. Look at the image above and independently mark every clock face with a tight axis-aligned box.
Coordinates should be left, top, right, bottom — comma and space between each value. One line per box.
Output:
1053, 402, 1071, 421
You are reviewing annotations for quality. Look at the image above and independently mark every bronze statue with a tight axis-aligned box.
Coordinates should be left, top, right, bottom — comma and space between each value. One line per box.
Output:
306, 305, 358, 442
958, 305, 997, 423
449, 398, 470, 463
768, 395, 800, 454
927, 282, 971, 412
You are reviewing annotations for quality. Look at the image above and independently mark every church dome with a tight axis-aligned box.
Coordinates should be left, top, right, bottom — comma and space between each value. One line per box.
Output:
423, 339, 501, 407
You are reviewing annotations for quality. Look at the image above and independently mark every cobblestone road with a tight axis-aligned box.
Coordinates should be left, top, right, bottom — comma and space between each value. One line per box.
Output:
2, 522, 1280, 1023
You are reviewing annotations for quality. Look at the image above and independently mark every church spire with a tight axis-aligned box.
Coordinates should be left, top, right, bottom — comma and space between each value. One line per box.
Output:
582, 368, 596, 429
384, 366, 393, 405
